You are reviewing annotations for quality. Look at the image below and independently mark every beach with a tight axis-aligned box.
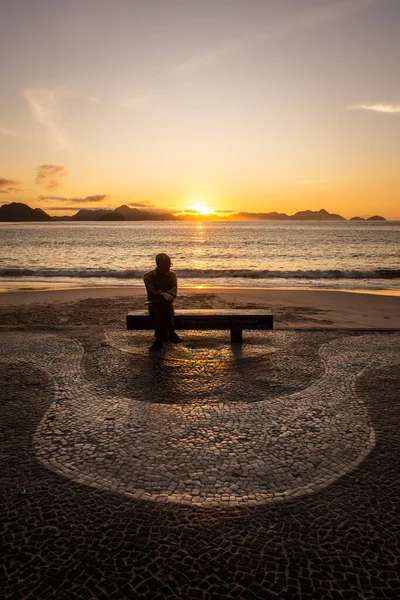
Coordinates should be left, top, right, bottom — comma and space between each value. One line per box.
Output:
0, 285, 399, 330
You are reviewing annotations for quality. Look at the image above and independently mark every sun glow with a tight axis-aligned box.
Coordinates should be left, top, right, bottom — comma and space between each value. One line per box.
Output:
189, 202, 214, 215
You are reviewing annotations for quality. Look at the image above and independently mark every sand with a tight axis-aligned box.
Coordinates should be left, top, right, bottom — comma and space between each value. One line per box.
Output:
0, 286, 399, 330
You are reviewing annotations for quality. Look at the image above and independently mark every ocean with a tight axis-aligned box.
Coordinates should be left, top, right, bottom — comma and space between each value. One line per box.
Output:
1, 221, 399, 293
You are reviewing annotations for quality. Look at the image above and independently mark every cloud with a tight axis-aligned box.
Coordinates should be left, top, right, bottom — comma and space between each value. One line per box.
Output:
4, 187, 24, 193
170, 0, 375, 75
348, 103, 400, 114
215, 209, 235, 213
171, 41, 238, 75
0, 177, 22, 194
128, 201, 152, 208
127, 201, 176, 214
48, 206, 112, 211
79, 195, 107, 203
120, 95, 169, 117
0, 177, 20, 187
120, 95, 154, 108
0, 126, 16, 137
38, 194, 107, 204
24, 87, 73, 150
35, 164, 68, 190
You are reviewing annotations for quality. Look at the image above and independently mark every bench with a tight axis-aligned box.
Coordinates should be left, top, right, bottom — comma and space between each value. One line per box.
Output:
126, 309, 273, 343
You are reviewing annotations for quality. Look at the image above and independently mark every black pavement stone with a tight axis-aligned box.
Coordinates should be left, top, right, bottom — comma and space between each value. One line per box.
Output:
1, 332, 400, 600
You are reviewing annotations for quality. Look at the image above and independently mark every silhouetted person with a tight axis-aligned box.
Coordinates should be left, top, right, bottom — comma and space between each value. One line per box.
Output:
144, 253, 183, 352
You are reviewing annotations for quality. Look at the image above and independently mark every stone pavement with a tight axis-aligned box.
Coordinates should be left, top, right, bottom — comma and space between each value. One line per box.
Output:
1, 330, 400, 599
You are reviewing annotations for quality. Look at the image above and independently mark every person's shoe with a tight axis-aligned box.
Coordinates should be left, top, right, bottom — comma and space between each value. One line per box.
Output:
169, 331, 183, 344
149, 340, 163, 352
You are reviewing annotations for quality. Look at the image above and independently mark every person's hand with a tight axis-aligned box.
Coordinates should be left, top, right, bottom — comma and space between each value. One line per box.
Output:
160, 292, 174, 302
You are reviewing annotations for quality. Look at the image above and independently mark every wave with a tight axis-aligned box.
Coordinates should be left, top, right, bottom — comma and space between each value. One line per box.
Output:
1, 267, 400, 280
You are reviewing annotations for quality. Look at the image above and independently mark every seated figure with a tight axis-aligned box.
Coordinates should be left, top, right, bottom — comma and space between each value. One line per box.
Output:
143, 253, 183, 352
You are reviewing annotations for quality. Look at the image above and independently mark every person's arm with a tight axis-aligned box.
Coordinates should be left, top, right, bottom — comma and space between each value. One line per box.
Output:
159, 272, 177, 302
166, 272, 177, 299
143, 271, 162, 299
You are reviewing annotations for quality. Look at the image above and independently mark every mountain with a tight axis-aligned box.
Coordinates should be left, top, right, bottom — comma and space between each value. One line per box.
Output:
290, 208, 345, 221
70, 208, 110, 221
98, 211, 126, 221
0, 202, 388, 223
113, 205, 178, 221
229, 208, 346, 221
0, 202, 51, 221
350, 215, 386, 222
114, 205, 145, 220
231, 211, 290, 221
34, 207, 52, 219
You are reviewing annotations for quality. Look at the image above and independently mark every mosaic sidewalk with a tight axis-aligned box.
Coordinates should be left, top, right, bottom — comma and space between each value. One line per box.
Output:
1, 330, 400, 599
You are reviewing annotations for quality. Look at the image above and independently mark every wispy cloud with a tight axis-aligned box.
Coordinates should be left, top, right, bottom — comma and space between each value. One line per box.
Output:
0, 177, 23, 194
24, 87, 73, 150
120, 95, 154, 108
35, 164, 68, 190
170, 0, 375, 75
171, 41, 239, 75
127, 201, 176, 214
0, 126, 17, 137
120, 94, 169, 118
128, 201, 153, 208
48, 206, 112, 211
39, 194, 107, 204
0, 177, 20, 187
348, 103, 400, 114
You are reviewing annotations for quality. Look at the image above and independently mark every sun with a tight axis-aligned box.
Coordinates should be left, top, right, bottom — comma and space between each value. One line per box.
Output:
189, 202, 214, 215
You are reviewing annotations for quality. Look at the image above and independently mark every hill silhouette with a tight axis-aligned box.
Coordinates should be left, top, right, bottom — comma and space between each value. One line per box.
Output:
114, 205, 179, 221
0, 202, 51, 221
0, 202, 388, 222
228, 208, 347, 221
98, 212, 126, 221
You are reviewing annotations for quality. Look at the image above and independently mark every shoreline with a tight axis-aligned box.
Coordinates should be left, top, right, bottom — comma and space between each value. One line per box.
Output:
0, 285, 398, 330
0, 282, 399, 297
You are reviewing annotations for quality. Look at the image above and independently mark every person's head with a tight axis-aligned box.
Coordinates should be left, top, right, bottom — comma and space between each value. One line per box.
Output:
155, 252, 171, 274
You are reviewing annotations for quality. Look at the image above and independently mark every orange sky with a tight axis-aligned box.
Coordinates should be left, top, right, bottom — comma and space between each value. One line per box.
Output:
1, 0, 399, 218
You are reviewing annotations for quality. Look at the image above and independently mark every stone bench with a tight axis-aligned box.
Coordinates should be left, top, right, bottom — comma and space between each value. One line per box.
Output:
126, 309, 273, 343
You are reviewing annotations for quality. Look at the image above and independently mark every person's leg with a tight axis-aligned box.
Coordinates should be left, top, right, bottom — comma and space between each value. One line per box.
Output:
159, 303, 173, 341
149, 305, 164, 351
167, 305, 183, 343
149, 303, 182, 350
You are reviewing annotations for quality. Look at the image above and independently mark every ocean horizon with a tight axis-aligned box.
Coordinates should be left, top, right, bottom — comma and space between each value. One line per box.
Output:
1, 220, 399, 293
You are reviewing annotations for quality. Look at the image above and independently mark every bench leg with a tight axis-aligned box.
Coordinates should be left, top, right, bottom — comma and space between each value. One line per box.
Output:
230, 327, 243, 343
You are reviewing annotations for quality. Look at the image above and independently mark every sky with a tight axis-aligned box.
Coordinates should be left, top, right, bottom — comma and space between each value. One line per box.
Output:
0, 0, 399, 218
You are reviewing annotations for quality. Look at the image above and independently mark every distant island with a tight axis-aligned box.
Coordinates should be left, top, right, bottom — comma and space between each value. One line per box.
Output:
0, 202, 52, 222
0, 202, 388, 222
349, 216, 387, 222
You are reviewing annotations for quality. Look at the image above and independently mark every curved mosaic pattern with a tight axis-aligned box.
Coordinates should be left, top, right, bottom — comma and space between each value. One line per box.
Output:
1, 331, 399, 507
81, 330, 332, 404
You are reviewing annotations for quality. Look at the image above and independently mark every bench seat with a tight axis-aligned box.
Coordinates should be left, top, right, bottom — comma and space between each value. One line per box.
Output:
126, 309, 273, 343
